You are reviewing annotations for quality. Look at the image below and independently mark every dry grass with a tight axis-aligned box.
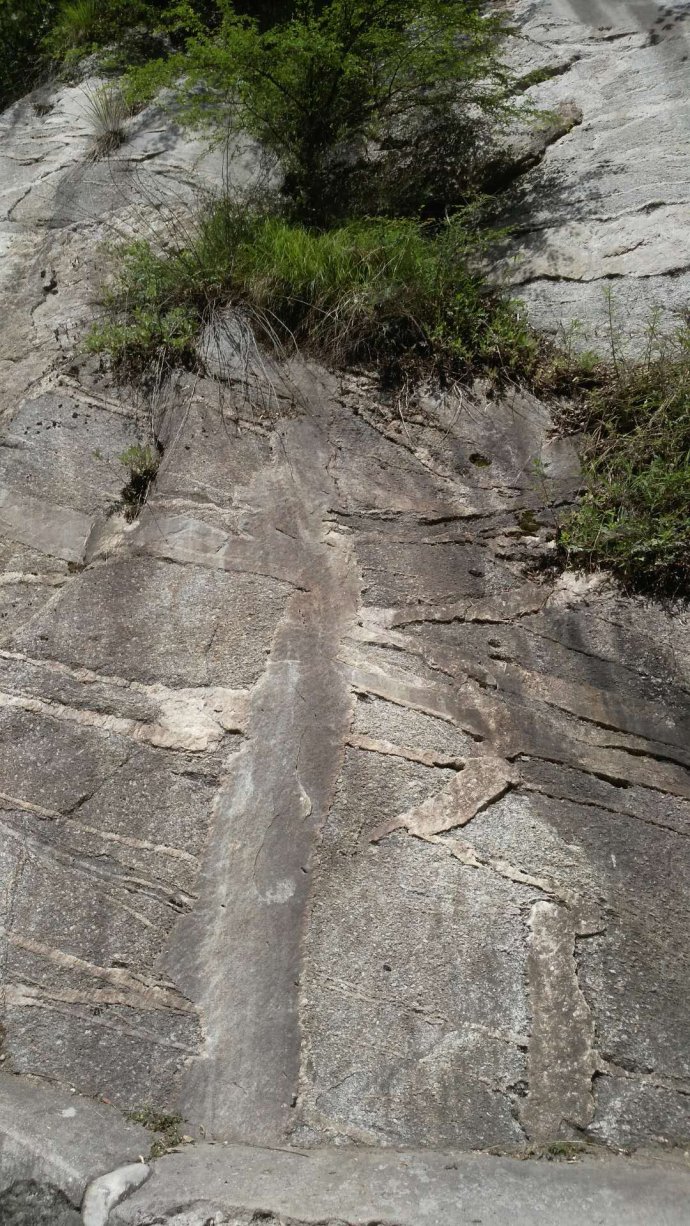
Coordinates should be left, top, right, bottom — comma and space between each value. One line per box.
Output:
82, 84, 130, 157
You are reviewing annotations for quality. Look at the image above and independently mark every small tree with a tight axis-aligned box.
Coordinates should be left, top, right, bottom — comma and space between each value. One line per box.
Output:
129, 0, 513, 223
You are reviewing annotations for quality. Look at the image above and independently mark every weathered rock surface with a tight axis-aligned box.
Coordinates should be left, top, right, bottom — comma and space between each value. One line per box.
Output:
0, 2, 689, 1223
0, 1074, 149, 1203
504, 0, 690, 352
109, 1143, 690, 1226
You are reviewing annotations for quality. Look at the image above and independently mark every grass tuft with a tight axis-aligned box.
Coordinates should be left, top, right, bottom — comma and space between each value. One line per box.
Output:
86, 201, 537, 384
560, 322, 690, 596
118, 442, 159, 520
126, 1106, 186, 1158
82, 84, 130, 157
50, 0, 101, 52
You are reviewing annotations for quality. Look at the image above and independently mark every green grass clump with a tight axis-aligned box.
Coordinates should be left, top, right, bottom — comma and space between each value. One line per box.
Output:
44, 0, 139, 61
118, 442, 159, 519
85, 237, 203, 370
47, 0, 102, 52
560, 325, 690, 596
86, 202, 535, 382
42, 0, 204, 73
126, 1106, 186, 1157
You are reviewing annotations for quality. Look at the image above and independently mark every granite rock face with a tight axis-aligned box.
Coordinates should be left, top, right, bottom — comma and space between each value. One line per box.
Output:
503, 0, 690, 352
0, 0, 689, 1203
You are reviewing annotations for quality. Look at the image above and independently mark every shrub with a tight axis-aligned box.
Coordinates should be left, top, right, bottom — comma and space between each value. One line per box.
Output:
125, 0, 515, 224
560, 322, 690, 596
86, 201, 535, 382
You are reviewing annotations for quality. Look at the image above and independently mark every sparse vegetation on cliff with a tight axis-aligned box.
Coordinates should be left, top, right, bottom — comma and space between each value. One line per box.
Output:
126, 1106, 187, 1157
82, 83, 130, 156
83, 2, 537, 387
86, 204, 536, 383
4, 0, 679, 595
560, 320, 690, 596
0, 0, 213, 109
118, 442, 161, 519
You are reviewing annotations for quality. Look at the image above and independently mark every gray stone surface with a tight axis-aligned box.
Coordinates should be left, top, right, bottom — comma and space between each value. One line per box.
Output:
111, 1143, 690, 1226
502, 0, 690, 352
0, 1074, 149, 1203
11, 556, 289, 689
2, 365, 688, 1149
0, 392, 139, 515
0, 5, 689, 1213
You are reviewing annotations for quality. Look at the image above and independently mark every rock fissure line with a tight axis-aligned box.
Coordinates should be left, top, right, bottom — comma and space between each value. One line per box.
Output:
346, 732, 465, 769
441, 837, 580, 910
2, 993, 199, 1049
6, 933, 194, 1009
520, 781, 690, 839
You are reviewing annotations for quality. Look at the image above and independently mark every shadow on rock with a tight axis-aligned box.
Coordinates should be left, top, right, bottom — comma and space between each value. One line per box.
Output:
0, 1180, 81, 1226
